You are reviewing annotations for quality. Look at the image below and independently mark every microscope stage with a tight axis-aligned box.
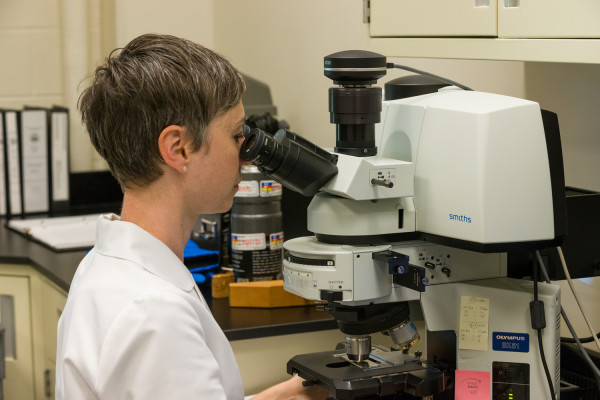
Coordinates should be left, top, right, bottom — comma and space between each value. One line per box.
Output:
287, 348, 446, 399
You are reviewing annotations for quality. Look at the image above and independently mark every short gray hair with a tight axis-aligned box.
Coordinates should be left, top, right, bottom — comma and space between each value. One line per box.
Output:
79, 33, 246, 189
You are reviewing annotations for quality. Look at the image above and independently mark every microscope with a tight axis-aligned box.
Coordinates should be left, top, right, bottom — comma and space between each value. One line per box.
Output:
240, 51, 566, 400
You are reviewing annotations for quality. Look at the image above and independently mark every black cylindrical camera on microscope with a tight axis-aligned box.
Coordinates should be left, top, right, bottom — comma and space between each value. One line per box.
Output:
324, 50, 388, 157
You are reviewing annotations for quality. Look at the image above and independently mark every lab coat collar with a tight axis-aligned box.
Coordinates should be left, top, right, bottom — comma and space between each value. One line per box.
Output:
94, 214, 196, 293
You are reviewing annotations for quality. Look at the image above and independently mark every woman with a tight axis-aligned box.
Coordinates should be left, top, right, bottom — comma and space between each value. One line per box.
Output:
55, 33, 329, 400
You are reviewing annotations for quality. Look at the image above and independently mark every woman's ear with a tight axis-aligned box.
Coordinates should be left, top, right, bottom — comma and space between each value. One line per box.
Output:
158, 125, 189, 173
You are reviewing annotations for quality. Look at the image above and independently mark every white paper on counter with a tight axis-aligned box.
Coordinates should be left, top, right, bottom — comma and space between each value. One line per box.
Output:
8, 214, 100, 250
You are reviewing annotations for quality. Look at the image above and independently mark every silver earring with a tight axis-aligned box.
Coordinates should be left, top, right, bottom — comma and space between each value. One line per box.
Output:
182, 165, 188, 173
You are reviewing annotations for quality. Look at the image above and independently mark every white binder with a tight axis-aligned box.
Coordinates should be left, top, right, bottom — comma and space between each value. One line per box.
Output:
0, 112, 6, 215
3, 110, 22, 216
50, 107, 70, 213
20, 109, 50, 214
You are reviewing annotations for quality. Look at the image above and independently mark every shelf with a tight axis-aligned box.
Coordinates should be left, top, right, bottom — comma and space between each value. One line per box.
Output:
369, 37, 600, 64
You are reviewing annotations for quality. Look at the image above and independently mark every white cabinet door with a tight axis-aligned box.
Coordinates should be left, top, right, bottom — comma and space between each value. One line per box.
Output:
0, 265, 68, 400
0, 276, 35, 400
40, 278, 67, 400
499, 0, 600, 38
370, 0, 497, 37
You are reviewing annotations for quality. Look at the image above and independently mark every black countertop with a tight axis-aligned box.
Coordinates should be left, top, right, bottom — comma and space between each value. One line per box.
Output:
0, 219, 336, 340
207, 295, 337, 341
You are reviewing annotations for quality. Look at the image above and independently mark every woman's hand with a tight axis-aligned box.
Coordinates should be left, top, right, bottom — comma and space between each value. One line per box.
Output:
251, 374, 331, 400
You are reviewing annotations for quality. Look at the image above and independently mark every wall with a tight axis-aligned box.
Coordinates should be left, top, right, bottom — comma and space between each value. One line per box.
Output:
0, 1, 62, 109
112, 0, 215, 51
213, 0, 526, 149
525, 63, 600, 191
0, 0, 215, 173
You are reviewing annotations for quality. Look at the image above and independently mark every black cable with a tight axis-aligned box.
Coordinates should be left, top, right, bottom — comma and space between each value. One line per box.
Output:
387, 63, 474, 91
536, 251, 600, 392
561, 332, 600, 343
531, 257, 558, 400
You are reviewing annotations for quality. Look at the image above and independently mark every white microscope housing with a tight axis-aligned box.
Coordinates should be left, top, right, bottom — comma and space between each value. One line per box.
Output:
240, 50, 566, 399
283, 88, 564, 301
307, 89, 559, 250
280, 89, 565, 400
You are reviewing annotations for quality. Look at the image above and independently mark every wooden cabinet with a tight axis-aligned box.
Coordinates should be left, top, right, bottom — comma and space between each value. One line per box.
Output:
368, 0, 600, 63
0, 264, 67, 400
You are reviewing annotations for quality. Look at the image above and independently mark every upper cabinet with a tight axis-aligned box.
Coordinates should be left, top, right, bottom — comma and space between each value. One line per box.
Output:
368, 0, 600, 63
370, 0, 498, 37
498, 0, 600, 38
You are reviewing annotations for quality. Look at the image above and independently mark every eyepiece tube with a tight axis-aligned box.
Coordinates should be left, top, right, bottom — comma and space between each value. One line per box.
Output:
240, 125, 338, 196
273, 129, 338, 165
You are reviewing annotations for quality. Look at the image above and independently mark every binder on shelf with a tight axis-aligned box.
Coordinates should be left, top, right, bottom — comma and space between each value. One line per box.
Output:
0, 112, 6, 216
2, 109, 23, 218
20, 108, 50, 215
49, 106, 70, 214
19, 105, 70, 216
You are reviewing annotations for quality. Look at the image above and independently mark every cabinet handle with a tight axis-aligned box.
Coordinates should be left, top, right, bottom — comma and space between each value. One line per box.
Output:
504, 0, 520, 7
44, 369, 52, 398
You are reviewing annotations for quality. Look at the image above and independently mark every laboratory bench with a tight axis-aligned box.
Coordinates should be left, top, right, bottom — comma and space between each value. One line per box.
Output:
0, 217, 341, 399
0, 217, 336, 340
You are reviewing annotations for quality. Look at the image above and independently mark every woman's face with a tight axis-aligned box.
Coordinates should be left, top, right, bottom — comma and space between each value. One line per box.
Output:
184, 102, 246, 215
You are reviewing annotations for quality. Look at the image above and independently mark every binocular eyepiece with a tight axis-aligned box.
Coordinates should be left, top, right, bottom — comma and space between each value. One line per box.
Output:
239, 125, 338, 196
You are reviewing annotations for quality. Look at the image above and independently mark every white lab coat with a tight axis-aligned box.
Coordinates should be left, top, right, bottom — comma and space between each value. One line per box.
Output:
56, 214, 244, 399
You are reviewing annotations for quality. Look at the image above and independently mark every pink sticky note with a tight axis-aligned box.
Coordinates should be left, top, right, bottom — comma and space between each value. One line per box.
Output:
455, 370, 491, 400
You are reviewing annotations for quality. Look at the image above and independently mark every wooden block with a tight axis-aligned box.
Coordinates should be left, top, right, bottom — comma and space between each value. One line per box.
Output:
211, 271, 234, 298
229, 280, 316, 308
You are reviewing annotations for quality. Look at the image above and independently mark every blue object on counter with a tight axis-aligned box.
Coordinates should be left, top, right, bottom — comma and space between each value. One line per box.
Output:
190, 269, 219, 284
191, 272, 207, 284
189, 264, 219, 273
184, 240, 220, 284
184, 239, 218, 259
189, 264, 219, 284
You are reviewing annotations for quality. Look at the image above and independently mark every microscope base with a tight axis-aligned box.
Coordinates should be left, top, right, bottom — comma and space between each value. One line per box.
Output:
287, 348, 446, 399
